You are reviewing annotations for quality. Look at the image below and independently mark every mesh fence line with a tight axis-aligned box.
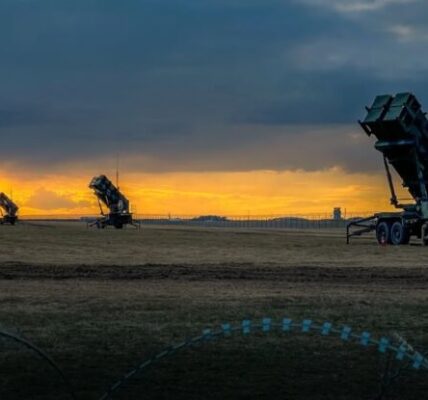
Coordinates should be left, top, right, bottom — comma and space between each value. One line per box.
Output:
15, 211, 382, 230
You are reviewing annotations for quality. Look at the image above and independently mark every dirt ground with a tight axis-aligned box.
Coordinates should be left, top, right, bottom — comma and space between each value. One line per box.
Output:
0, 222, 427, 399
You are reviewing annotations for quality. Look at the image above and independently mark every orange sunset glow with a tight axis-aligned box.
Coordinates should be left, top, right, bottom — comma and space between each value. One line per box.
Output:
0, 168, 405, 217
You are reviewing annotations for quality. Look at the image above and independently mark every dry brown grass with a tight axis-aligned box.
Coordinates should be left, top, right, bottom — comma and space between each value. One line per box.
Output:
0, 223, 427, 399
1, 221, 427, 267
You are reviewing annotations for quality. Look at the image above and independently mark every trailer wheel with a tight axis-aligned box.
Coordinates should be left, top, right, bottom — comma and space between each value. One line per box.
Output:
96, 221, 105, 229
390, 221, 410, 245
376, 221, 391, 245
422, 223, 428, 245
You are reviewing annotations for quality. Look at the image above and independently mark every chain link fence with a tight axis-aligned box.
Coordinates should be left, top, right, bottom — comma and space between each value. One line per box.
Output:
17, 212, 378, 230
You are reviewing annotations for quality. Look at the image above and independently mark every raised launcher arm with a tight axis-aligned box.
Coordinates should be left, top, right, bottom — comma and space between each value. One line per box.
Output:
360, 92, 428, 216
89, 175, 135, 229
0, 192, 18, 225
347, 92, 428, 245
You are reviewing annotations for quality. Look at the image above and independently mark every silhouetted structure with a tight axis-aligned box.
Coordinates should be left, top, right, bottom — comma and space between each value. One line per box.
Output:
333, 208, 342, 221
0, 193, 18, 225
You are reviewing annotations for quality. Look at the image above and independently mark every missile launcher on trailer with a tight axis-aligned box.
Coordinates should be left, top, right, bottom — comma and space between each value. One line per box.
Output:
347, 92, 428, 245
89, 175, 134, 229
0, 193, 18, 225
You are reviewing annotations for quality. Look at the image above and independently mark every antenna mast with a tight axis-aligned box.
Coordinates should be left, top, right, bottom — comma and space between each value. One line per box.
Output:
116, 153, 120, 190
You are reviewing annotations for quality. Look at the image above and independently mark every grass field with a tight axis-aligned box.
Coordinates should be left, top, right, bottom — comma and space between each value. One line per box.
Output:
0, 222, 427, 399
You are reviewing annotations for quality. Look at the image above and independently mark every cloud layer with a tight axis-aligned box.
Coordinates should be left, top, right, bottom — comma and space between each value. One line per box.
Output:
24, 188, 90, 210
298, 0, 419, 13
0, 0, 427, 175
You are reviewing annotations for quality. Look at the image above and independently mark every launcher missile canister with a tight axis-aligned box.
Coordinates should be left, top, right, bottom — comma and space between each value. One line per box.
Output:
0, 193, 18, 225
348, 93, 428, 245
89, 175, 134, 229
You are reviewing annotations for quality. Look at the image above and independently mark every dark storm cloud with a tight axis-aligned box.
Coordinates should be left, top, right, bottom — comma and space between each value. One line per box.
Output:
0, 104, 98, 128
116, 123, 382, 174
0, 107, 53, 128
1, 0, 428, 174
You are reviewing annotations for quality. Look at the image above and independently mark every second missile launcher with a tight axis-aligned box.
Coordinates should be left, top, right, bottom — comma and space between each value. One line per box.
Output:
89, 175, 134, 229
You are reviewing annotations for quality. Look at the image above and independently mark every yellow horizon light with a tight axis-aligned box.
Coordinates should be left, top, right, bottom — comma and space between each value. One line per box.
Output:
0, 168, 405, 217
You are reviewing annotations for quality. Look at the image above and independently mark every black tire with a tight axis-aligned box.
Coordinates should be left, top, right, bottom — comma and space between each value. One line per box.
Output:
421, 223, 428, 245
114, 223, 123, 229
376, 221, 391, 245
390, 221, 410, 245
96, 221, 106, 229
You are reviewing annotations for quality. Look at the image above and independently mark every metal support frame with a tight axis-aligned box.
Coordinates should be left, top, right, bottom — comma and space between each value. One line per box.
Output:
414, 149, 428, 200
383, 156, 400, 208
87, 213, 141, 230
346, 215, 377, 244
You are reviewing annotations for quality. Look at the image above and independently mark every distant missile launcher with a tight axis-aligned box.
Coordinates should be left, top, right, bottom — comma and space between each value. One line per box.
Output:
0, 193, 18, 225
348, 92, 428, 245
89, 175, 134, 229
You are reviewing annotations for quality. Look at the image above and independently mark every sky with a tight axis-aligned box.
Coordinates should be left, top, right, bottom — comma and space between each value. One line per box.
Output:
0, 0, 426, 216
